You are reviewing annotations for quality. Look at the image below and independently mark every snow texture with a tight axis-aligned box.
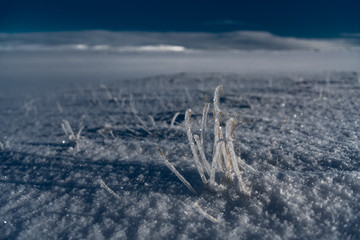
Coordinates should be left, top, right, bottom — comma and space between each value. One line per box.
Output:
1, 68, 360, 239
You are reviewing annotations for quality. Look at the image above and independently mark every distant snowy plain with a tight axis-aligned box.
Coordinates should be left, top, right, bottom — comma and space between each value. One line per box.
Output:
0, 31, 360, 239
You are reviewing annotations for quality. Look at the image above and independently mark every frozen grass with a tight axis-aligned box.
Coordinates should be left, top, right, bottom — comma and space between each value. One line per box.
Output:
159, 85, 256, 196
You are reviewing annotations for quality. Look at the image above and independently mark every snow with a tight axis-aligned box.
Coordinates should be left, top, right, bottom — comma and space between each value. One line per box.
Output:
0, 32, 360, 239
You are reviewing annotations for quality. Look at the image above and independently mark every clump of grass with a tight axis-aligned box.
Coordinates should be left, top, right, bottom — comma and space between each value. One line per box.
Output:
158, 85, 253, 196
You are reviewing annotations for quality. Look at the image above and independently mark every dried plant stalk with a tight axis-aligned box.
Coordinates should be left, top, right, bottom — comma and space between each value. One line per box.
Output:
194, 202, 221, 223
157, 147, 197, 194
194, 135, 211, 176
185, 109, 208, 184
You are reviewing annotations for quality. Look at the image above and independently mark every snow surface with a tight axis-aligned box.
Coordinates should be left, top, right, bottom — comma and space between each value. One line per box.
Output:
1, 70, 359, 239
0, 31, 360, 239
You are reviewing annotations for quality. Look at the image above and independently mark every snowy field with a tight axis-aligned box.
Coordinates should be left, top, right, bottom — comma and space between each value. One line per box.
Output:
0, 31, 360, 239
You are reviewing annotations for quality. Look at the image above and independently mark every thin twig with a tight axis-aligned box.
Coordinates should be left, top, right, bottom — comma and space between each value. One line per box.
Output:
157, 147, 197, 194
170, 112, 180, 127
194, 202, 221, 223
99, 178, 122, 201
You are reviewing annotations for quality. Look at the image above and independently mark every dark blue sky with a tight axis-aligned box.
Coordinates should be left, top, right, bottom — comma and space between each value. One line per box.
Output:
0, 0, 359, 38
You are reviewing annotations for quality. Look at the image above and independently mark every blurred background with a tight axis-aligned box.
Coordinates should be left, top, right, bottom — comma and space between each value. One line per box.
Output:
0, 0, 359, 93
